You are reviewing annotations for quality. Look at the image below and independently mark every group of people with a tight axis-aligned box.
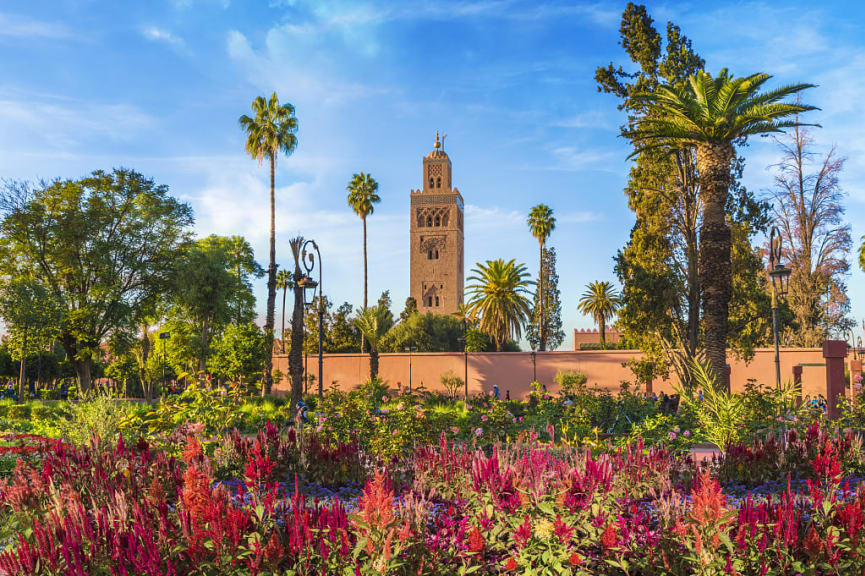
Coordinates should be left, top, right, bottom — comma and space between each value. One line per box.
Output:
1, 378, 69, 401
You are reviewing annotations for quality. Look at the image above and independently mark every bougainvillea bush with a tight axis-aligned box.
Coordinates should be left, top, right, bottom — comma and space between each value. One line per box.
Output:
3, 423, 865, 575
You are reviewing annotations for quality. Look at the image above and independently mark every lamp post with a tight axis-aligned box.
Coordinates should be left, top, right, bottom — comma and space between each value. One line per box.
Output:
458, 319, 468, 400
403, 346, 416, 392
159, 332, 170, 395
768, 226, 791, 390
299, 239, 324, 398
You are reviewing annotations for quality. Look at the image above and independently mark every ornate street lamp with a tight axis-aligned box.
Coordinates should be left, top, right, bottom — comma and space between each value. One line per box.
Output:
768, 226, 791, 389
403, 345, 416, 392
299, 240, 324, 398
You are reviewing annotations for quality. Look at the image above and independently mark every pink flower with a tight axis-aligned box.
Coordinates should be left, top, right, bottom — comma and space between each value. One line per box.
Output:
512, 417, 518, 423
475, 428, 483, 436
481, 415, 489, 422
683, 430, 690, 437
466, 404, 473, 410
668, 432, 677, 440
382, 395, 389, 403
451, 427, 460, 434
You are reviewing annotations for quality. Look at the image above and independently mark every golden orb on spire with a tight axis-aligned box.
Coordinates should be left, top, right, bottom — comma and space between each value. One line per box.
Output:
434, 130, 441, 149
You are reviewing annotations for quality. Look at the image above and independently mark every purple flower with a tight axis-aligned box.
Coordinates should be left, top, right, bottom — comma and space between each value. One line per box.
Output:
668, 432, 677, 440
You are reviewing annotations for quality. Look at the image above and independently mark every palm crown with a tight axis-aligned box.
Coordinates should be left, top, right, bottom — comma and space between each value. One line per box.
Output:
347, 173, 381, 218
465, 259, 533, 351
577, 281, 621, 342
527, 204, 556, 244
239, 93, 298, 162
630, 69, 817, 151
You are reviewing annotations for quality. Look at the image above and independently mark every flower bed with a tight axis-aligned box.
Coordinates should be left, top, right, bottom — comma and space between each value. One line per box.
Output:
2, 423, 865, 574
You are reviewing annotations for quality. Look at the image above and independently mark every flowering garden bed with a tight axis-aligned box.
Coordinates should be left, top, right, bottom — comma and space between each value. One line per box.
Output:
2, 420, 865, 575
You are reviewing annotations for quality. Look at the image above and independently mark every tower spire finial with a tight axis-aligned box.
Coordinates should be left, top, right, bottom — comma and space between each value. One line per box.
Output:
434, 130, 440, 149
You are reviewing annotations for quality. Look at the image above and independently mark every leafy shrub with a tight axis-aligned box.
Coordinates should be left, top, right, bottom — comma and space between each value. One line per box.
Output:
554, 369, 587, 395
7, 405, 29, 420
57, 394, 127, 447
439, 370, 463, 400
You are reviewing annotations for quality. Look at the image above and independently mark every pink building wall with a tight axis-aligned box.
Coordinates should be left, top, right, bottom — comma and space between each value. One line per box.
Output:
272, 348, 826, 399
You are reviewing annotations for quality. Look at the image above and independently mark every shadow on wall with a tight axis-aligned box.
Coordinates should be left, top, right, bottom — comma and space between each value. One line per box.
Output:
271, 348, 827, 400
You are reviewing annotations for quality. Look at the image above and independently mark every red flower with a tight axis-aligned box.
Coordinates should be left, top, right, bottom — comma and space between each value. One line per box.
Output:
600, 524, 618, 550
468, 527, 485, 554
504, 557, 518, 571
553, 514, 574, 544
513, 516, 532, 549
568, 552, 582, 566
804, 525, 822, 556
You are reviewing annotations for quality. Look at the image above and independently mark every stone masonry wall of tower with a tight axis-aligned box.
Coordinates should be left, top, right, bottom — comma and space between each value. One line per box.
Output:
409, 133, 465, 315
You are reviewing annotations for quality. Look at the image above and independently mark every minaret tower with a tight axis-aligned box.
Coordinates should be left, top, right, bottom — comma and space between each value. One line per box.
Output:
409, 132, 464, 314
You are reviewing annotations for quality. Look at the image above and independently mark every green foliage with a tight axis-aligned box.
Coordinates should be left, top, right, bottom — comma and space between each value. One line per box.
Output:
346, 172, 381, 220
527, 247, 565, 351
0, 170, 193, 392
577, 281, 621, 348
439, 370, 463, 400
676, 357, 745, 452
553, 369, 588, 396
465, 259, 533, 351
58, 394, 129, 447
380, 312, 464, 352
209, 321, 267, 384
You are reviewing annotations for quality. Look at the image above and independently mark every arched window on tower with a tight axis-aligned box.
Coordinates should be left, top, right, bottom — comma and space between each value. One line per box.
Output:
426, 216, 432, 227
436, 177, 441, 188
435, 296, 439, 307
427, 296, 433, 307
434, 215, 440, 226
429, 177, 434, 189
428, 249, 433, 260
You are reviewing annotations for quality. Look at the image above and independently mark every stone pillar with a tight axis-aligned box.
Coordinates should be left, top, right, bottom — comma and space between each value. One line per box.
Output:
823, 340, 848, 418
849, 359, 863, 396
793, 365, 803, 406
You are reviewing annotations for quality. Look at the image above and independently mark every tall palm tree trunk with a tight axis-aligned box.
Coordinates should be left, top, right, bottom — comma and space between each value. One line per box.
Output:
281, 285, 287, 354
697, 143, 733, 389
361, 215, 368, 352
263, 155, 277, 396
369, 350, 379, 381
599, 317, 606, 349
538, 241, 545, 351
362, 215, 368, 309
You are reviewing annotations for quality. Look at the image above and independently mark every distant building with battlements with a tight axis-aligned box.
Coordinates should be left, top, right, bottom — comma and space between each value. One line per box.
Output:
409, 132, 464, 314
573, 328, 623, 350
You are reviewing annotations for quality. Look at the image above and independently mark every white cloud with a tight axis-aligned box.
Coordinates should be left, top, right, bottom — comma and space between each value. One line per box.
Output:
0, 12, 71, 39
548, 145, 620, 171
141, 26, 185, 49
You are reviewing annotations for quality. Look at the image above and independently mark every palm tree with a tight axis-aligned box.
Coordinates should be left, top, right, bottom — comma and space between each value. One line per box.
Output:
239, 92, 298, 394
353, 305, 390, 381
527, 204, 556, 352
631, 69, 815, 378
577, 281, 622, 349
276, 269, 292, 354
465, 259, 533, 352
346, 173, 381, 312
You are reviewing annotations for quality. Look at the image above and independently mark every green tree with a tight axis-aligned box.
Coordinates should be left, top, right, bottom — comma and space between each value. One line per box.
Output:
303, 295, 332, 354
527, 247, 565, 351
465, 259, 533, 352
380, 313, 464, 352
210, 322, 267, 386
328, 302, 361, 353
353, 304, 391, 381
0, 278, 62, 397
346, 173, 380, 311
276, 269, 293, 353
224, 235, 264, 325
630, 69, 815, 377
171, 237, 237, 376
0, 170, 193, 393
399, 297, 418, 323
239, 92, 298, 394
577, 281, 622, 349
527, 204, 556, 351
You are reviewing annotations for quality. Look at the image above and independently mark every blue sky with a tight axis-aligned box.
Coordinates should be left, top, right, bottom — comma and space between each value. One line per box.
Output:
1, 0, 864, 349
